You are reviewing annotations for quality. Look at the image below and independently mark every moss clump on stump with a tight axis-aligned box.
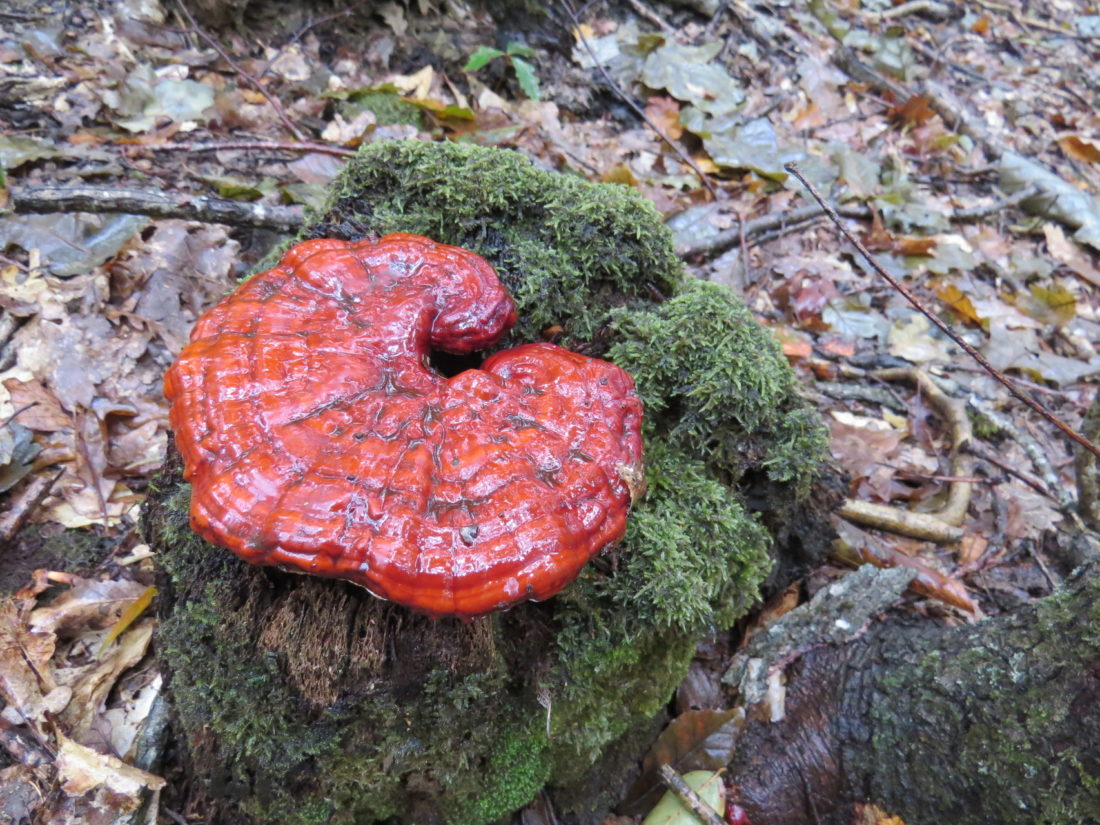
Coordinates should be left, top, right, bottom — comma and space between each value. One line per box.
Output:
150, 139, 826, 824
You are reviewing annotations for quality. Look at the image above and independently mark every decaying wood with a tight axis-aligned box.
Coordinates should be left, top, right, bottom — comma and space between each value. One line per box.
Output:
8, 185, 305, 232
723, 562, 1100, 825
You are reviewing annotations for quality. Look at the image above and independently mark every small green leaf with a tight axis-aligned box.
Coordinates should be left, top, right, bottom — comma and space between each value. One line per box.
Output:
510, 56, 540, 100
463, 45, 504, 72
506, 42, 535, 58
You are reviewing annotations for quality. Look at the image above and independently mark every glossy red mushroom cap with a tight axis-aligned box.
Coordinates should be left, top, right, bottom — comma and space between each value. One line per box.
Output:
164, 234, 644, 618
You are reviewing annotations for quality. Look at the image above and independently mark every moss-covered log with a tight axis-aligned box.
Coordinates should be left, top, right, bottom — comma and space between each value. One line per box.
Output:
726, 564, 1100, 825
147, 140, 828, 824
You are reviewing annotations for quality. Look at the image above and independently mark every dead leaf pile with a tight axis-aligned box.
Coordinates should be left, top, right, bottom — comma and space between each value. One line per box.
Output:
0, 571, 161, 825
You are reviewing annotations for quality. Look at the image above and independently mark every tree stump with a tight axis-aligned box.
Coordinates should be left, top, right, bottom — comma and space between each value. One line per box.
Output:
145, 140, 830, 824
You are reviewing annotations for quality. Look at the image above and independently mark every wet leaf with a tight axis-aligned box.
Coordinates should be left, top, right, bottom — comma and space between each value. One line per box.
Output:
0, 136, 62, 170
983, 324, 1100, 385
0, 214, 148, 277
1001, 152, 1100, 251
642, 41, 744, 117
29, 577, 148, 637
621, 708, 742, 815
643, 771, 724, 825
0, 421, 41, 492
680, 112, 786, 179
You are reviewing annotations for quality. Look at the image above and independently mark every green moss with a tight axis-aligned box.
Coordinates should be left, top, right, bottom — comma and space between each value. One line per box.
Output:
452, 732, 552, 825
342, 90, 425, 128
608, 279, 827, 493
860, 573, 1100, 825
153, 140, 826, 825
302, 139, 682, 345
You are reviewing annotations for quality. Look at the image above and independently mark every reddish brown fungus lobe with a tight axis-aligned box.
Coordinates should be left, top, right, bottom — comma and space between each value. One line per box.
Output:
164, 234, 644, 618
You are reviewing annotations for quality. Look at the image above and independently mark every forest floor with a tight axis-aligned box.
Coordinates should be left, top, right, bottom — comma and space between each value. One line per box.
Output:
1, 0, 1099, 823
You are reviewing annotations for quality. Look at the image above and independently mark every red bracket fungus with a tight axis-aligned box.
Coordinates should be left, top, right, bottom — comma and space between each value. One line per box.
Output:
164, 234, 644, 618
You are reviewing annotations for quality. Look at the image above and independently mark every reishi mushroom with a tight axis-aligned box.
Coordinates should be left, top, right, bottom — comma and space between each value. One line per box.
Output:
164, 233, 645, 618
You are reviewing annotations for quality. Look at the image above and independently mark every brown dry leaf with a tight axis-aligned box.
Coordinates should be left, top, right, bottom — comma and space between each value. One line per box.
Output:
644, 95, 682, 140
57, 621, 154, 742
894, 237, 937, 256
935, 283, 983, 325
0, 600, 63, 725
1001, 479, 1063, 540
28, 577, 148, 637
1045, 222, 1100, 287
830, 411, 904, 483
1057, 135, 1100, 164
889, 94, 936, 128
958, 533, 989, 566
55, 732, 164, 804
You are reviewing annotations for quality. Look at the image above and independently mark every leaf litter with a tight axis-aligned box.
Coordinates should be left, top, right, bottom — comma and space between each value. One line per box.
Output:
1, 0, 1099, 820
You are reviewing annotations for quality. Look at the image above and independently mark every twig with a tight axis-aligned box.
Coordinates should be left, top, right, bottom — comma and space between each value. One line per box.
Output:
785, 162, 1100, 461
625, 0, 676, 34
174, 0, 305, 141
952, 183, 1040, 221
873, 367, 973, 527
0, 469, 63, 543
678, 203, 871, 258
837, 499, 964, 543
8, 185, 304, 232
124, 139, 356, 159
969, 441, 1056, 501
969, 395, 1074, 509
863, 0, 952, 21
1076, 395, 1100, 531
657, 765, 725, 825
560, 0, 718, 199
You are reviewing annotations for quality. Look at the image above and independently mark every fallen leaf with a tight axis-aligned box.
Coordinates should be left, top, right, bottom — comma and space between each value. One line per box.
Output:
889, 94, 935, 128
622, 709, 742, 815
643, 771, 724, 825
1057, 135, 1100, 164
55, 733, 165, 801
888, 315, 951, 364
935, 283, 983, 325
29, 577, 148, 637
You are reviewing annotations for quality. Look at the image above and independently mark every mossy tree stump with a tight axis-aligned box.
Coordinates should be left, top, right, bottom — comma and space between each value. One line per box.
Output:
146, 140, 827, 824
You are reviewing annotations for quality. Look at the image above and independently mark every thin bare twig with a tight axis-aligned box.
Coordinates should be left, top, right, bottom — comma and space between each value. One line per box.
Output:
174, 0, 306, 141
124, 139, 356, 159
952, 183, 1041, 221
560, 0, 719, 199
785, 162, 1100, 461
8, 185, 304, 232
657, 765, 725, 825
678, 203, 871, 258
